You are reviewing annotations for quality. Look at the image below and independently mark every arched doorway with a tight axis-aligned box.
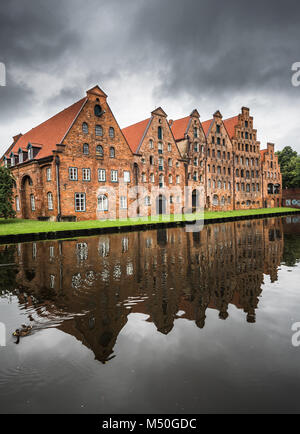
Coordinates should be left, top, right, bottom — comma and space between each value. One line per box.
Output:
156, 195, 166, 215
20, 175, 33, 219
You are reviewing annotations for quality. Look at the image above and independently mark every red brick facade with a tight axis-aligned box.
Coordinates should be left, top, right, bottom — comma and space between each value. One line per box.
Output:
1, 85, 282, 221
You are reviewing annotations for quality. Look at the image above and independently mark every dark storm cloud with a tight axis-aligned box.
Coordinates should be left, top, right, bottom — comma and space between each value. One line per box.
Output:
0, 0, 299, 151
130, 0, 300, 98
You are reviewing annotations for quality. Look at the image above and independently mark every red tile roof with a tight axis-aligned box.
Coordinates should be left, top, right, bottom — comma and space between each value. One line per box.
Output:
201, 119, 213, 136
223, 116, 239, 139
122, 118, 151, 154
170, 116, 190, 141
5, 97, 87, 160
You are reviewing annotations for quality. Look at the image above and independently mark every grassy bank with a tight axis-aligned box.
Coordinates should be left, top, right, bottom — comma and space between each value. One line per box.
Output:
0, 208, 298, 237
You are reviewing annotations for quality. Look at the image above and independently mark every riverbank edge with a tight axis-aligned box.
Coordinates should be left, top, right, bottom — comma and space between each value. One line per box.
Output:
0, 209, 299, 245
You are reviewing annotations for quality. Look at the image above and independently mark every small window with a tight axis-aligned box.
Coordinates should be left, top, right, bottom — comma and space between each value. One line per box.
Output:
96, 145, 104, 157
15, 196, 20, 211
30, 194, 35, 211
145, 196, 151, 206
176, 175, 180, 184
94, 105, 102, 117
11, 155, 15, 166
120, 196, 127, 210
149, 139, 154, 149
48, 192, 53, 210
28, 145, 33, 160
83, 143, 89, 155
109, 127, 115, 138
150, 156, 154, 165
111, 170, 118, 182
124, 171, 131, 183
69, 167, 78, 181
194, 127, 198, 138
158, 142, 163, 154
98, 169, 106, 182
95, 125, 103, 137
46, 167, 51, 181
150, 173, 155, 183
169, 174, 173, 184
75, 193, 86, 212
18, 150, 23, 164
110, 147, 115, 158
158, 126, 163, 140
216, 125, 221, 134
168, 158, 172, 167
82, 168, 91, 181
82, 122, 88, 134
98, 194, 108, 211
168, 143, 172, 152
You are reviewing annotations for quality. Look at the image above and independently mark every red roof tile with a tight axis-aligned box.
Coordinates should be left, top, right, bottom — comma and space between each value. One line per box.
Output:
122, 118, 151, 154
170, 116, 190, 141
223, 116, 239, 139
201, 119, 213, 136
5, 97, 87, 160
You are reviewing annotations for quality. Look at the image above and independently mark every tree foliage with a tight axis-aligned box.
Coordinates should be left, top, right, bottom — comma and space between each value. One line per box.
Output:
276, 146, 300, 189
0, 166, 16, 219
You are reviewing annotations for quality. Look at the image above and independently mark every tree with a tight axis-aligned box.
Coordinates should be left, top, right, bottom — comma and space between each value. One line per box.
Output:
276, 146, 300, 189
0, 166, 16, 219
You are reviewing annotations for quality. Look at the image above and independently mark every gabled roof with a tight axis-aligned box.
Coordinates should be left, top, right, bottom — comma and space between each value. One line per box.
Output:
4, 97, 87, 160
170, 116, 190, 141
223, 116, 239, 139
122, 118, 151, 154
201, 119, 214, 136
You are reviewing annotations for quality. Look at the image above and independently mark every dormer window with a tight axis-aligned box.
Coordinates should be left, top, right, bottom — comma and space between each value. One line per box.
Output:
3, 158, 7, 168
82, 122, 88, 134
10, 154, 15, 167
28, 144, 33, 160
18, 149, 23, 164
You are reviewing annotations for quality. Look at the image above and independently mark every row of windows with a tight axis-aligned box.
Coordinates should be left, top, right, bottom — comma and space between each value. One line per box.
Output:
15, 192, 53, 212
236, 169, 260, 178
140, 173, 181, 184
82, 122, 115, 138
207, 149, 231, 159
235, 156, 259, 166
149, 140, 173, 153
208, 180, 232, 190
69, 167, 131, 183
237, 143, 257, 153
264, 171, 280, 179
236, 183, 260, 192
82, 143, 115, 158
208, 165, 231, 176
75, 193, 182, 212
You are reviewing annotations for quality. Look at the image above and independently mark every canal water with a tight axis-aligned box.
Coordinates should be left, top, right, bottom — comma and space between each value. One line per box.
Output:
0, 216, 300, 414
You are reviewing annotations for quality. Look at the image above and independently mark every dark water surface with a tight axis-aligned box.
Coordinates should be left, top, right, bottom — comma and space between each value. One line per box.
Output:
0, 216, 300, 414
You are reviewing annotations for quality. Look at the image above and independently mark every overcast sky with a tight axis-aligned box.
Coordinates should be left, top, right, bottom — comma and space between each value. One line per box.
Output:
0, 0, 300, 155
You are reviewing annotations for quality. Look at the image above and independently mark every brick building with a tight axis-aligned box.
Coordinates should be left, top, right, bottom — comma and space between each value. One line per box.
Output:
1, 84, 282, 220
260, 143, 282, 208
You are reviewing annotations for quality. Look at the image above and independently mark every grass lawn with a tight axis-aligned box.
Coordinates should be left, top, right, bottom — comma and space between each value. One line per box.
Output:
0, 207, 298, 237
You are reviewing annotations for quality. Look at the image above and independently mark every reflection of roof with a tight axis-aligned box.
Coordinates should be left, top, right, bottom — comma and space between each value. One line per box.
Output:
122, 118, 151, 153
5, 97, 87, 160
170, 116, 190, 141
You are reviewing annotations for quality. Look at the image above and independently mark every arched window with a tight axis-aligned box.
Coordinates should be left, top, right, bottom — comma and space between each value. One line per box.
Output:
169, 174, 173, 184
109, 127, 115, 138
213, 195, 219, 206
159, 174, 164, 188
158, 126, 163, 140
95, 125, 103, 136
168, 158, 172, 167
98, 194, 108, 211
47, 192, 53, 210
159, 157, 164, 171
83, 143, 89, 155
149, 139, 154, 149
110, 147, 115, 158
150, 173, 155, 183
30, 194, 35, 211
150, 156, 154, 165
221, 196, 225, 206
82, 122, 88, 134
96, 145, 104, 157
158, 142, 163, 154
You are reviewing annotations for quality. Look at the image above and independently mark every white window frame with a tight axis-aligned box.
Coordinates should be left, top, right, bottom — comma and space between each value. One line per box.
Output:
98, 194, 108, 211
82, 168, 91, 182
111, 170, 118, 182
48, 192, 54, 210
98, 169, 106, 182
46, 167, 51, 181
124, 171, 131, 183
75, 193, 86, 212
69, 167, 78, 181
120, 196, 127, 209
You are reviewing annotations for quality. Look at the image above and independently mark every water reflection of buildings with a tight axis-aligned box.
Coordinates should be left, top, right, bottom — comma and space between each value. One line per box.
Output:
2, 218, 285, 363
